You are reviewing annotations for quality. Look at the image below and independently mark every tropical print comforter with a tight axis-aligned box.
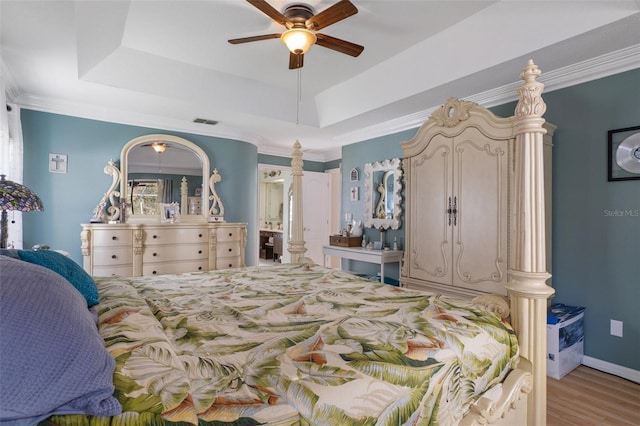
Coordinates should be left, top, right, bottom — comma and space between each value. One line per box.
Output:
46, 263, 518, 426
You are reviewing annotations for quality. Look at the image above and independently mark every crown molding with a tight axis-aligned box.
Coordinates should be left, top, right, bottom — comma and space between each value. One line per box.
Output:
334, 44, 640, 146
10, 45, 639, 161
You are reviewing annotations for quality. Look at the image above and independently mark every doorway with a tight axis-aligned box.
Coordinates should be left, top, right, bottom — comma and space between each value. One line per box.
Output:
258, 164, 334, 265
258, 166, 286, 265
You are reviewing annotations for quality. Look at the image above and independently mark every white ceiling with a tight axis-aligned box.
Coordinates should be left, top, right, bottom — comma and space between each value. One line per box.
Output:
2, 1, 640, 161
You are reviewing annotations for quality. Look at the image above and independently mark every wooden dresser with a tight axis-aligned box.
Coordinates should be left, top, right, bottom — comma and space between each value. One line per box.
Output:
81, 222, 246, 277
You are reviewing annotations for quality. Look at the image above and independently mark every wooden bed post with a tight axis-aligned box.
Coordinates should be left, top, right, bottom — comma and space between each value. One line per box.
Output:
506, 60, 555, 426
288, 140, 307, 263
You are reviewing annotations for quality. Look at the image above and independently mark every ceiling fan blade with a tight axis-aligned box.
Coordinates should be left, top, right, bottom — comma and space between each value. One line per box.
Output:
228, 33, 281, 44
289, 52, 304, 69
247, 0, 293, 28
315, 33, 364, 57
306, 0, 358, 31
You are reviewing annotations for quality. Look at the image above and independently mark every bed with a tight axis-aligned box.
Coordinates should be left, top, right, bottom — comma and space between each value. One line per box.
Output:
0, 60, 552, 426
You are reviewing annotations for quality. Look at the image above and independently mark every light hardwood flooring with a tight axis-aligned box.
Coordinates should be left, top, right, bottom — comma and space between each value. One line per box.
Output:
547, 366, 640, 425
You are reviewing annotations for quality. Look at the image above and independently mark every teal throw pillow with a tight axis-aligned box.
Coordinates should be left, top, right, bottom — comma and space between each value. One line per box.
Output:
17, 250, 99, 307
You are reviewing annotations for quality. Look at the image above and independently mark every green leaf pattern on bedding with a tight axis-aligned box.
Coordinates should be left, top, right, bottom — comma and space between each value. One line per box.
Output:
46, 263, 518, 426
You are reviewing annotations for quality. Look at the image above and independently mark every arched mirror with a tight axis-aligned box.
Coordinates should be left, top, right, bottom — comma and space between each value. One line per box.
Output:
364, 158, 403, 230
120, 134, 210, 223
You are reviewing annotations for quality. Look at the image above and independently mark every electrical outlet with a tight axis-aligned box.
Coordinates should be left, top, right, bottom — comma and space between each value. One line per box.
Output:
610, 319, 623, 337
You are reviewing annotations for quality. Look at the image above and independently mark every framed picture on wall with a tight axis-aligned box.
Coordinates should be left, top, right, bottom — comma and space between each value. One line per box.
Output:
608, 126, 640, 181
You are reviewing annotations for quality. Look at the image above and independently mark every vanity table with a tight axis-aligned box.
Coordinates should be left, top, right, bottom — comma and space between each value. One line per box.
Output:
322, 245, 403, 284
81, 134, 246, 277
259, 229, 283, 261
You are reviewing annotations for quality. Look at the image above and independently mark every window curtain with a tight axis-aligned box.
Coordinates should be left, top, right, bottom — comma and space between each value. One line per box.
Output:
161, 179, 173, 204
0, 67, 25, 248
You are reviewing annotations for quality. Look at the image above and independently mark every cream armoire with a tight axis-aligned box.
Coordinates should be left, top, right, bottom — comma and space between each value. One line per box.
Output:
401, 98, 554, 297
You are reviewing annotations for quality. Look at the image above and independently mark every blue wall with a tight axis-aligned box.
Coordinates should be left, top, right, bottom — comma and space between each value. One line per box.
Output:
20, 111, 260, 266
342, 69, 640, 371
339, 129, 416, 282
537, 69, 639, 371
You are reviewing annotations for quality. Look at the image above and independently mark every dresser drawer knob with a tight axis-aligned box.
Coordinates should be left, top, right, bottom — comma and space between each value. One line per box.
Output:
153, 252, 157, 257
198, 266, 202, 270
228, 263, 233, 268
153, 235, 158, 239
199, 233, 203, 238
198, 250, 202, 254
152, 271, 157, 275
111, 255, 117, 259
228, 248, 232, 252
229, 232, 233, 237
111, 236, 117, 240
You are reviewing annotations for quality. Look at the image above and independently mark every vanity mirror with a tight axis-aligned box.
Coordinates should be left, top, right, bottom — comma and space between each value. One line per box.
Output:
120, 134, 210, 223
364, 158, 403, 230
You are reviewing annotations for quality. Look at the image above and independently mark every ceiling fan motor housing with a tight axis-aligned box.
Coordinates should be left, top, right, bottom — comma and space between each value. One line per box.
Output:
284, 4, 315, 27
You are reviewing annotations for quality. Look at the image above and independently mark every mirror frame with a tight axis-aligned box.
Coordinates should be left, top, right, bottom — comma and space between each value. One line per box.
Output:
364, 158, 403, 230
120, 134, 210, 223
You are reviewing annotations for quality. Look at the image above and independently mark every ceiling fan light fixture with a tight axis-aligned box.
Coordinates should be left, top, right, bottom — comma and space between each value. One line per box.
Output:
281, 28, 316, 54
151, 142, 167, 153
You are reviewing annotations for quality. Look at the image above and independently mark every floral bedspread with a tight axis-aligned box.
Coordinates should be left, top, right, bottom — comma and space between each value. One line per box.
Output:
48, 263, 518, 426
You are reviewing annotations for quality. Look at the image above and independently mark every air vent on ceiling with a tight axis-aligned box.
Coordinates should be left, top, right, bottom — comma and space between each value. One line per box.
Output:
193, 118, 219, 125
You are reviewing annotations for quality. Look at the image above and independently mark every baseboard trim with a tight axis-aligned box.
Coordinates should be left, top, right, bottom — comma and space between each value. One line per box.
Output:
582, 356, 640, 384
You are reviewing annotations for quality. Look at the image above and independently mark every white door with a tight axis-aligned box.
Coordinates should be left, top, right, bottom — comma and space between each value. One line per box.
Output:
302, 171, 330, 264
327, 169, 342, 269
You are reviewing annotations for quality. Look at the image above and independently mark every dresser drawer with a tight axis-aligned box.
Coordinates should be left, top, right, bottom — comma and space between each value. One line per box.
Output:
92, 229, 133, 246
143, 244, 208, 263
143, 227, 208, 245
92, 265, 133, 277
217, 241, 241, 258
143, 260, 208, 276
92, 247, 133, 266
216, 257, 242, 270
217, 227, 242, 242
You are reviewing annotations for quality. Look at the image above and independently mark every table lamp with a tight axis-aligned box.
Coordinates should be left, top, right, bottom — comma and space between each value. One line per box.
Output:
0, 174, 44, 248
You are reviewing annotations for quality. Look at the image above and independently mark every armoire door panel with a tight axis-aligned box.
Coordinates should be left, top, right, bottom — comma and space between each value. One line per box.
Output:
408, 134, 452, 285
452, 129, 508, 294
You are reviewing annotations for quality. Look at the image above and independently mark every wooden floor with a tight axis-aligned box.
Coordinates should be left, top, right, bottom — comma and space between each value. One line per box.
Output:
547, 365, 640, 425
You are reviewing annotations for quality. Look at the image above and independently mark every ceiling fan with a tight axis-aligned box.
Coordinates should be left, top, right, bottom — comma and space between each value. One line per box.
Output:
228, 0, 364, 69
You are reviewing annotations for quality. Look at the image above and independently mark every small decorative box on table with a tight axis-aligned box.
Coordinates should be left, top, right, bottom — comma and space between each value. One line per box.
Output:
329, 235, 363, 247
547, 303, 585, 380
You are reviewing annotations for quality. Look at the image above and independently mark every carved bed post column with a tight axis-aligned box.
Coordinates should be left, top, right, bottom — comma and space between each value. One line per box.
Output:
288, 140, 307, 263
506, 60, 555, 426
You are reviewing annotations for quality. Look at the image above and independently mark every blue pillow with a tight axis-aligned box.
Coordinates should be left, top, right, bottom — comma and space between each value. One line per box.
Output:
0, 256, 121, 424
17, 249, 99, 307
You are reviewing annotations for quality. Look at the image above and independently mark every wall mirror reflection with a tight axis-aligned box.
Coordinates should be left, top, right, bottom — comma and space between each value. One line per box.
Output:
258, 167, 287, 264
120, 134, 210, 223
364, 158, 403, 230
